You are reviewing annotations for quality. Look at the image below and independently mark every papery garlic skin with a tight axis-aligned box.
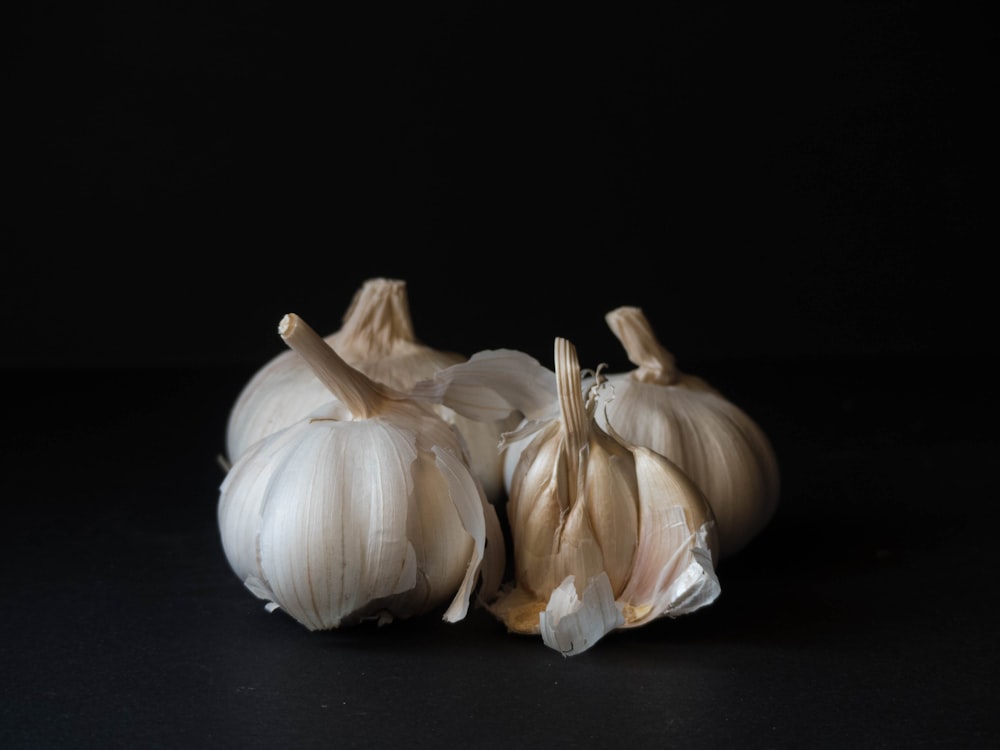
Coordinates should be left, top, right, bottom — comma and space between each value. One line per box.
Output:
218, 313, 505, 629
224, 278, 508, 502
538, 573, 624, 655
590, 306, 780, 559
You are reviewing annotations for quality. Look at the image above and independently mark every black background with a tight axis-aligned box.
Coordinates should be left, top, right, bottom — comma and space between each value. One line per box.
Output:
5, 3, 998, 749
7, 2, 995, 369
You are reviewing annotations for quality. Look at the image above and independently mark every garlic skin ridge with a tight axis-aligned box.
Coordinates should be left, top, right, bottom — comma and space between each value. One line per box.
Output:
224, 277, 509, 502
412, 339, 721, 655
218, 313, 505, 630
588, 306, 781, 559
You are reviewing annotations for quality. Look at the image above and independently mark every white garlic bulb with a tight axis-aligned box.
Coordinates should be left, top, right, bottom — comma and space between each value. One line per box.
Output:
589, 306, 781, 559
413, 340, 721, 655
218, 313, 506, 630
225, 277, 508, 502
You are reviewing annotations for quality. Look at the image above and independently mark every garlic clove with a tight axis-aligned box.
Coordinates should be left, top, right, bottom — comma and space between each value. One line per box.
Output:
617, 448, 721, 622
591, 306, 780, 559
218, 313, 505, 629
225, 278, 509, 502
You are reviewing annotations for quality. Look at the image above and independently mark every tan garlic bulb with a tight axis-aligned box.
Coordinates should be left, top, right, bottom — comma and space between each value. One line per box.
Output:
492, 338, 720, 654
224, 277, 508, 502
589, 306, 781, 559
415, 340, 721, 654
218, 313, 505, 630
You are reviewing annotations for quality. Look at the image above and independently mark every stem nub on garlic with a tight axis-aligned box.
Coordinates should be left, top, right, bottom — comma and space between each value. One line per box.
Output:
590, 306, 781, 559
217, 313, 506, 630
224, 278, 509, 502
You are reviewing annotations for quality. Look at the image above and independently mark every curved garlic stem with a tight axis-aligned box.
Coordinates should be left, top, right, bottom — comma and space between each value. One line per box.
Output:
278, 313, 387, 420
605, 306, 678, 384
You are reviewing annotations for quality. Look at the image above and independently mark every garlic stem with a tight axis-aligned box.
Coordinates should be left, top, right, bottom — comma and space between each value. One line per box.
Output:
337, 277, 417, 354
554, 338, 587, 468
605, 306, 678, 384
278, 313, 387, 419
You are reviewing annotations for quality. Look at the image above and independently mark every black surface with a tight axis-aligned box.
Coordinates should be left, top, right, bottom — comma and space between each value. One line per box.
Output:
7, 3, 998, 748
3, 358, 998, 749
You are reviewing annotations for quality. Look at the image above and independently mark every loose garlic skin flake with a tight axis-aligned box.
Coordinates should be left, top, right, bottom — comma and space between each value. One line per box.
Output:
225, 278, 508, 502
218, 314, 505, 630
588, 307, 781, 560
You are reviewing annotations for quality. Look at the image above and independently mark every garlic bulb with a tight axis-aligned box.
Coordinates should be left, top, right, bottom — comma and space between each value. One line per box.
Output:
413, 340, 721, 655
225, 278, 508, 502
589, 306, 781, 559
218, 313, 505, 630
497, 338, 720, 654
